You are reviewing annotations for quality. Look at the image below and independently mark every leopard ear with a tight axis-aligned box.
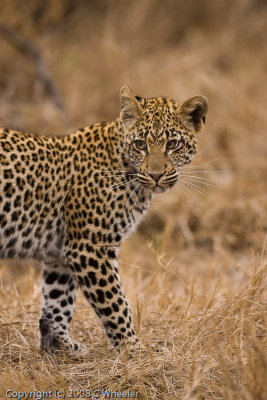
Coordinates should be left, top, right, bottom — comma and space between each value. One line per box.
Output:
178, 95, 208, 132
120, 85, 143, 127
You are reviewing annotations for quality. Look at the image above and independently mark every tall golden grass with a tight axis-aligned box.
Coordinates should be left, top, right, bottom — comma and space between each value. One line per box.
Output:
0, 1, 266, 398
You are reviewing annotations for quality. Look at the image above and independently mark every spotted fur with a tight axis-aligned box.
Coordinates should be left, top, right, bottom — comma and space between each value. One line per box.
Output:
0, 86, 208, 354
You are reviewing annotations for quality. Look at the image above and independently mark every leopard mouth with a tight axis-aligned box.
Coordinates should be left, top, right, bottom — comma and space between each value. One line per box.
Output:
153, 179, 177, 193
137, 174, 176, 193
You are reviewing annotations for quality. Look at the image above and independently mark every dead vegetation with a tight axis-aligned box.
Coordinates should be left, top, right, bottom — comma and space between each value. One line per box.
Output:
0, 1, 266, 399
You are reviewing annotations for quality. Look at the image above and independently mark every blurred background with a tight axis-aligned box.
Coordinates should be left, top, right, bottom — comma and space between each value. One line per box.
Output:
0, 0, 266, 279
0, 1, 266, 397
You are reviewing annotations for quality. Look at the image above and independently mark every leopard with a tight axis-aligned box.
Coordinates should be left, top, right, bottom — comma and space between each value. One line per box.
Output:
0, 86, 208, 355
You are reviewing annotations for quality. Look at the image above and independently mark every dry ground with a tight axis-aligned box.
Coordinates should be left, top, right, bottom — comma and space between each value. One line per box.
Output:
0, 1, 266, 399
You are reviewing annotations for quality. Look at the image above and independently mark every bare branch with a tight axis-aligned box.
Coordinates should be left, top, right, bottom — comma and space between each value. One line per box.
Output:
0, 22, 65, 112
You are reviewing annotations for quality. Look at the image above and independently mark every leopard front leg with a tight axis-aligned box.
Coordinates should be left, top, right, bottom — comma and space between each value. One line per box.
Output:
40, 260, 87, 355
68, 246, 141, 351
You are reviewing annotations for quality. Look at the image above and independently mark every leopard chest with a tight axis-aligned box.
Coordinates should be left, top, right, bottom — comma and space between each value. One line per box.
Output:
65, 174, 151, 247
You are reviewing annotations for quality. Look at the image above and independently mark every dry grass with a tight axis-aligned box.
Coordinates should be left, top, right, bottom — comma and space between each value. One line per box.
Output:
0, 255, 266, 399
0, 1, 266, 399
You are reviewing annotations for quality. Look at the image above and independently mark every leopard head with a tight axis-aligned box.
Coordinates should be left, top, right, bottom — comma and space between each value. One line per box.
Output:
120, 86, 208, 193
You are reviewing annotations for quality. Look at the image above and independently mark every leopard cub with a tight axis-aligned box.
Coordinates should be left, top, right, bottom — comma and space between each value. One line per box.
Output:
0, 86, 208, 354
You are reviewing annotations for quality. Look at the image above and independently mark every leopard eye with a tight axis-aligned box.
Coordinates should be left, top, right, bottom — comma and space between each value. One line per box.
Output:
166, 139, 179, 150
134, 140, 147, 151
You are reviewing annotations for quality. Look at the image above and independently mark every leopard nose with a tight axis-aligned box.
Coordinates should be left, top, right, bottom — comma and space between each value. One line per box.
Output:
149, 173, 164, 182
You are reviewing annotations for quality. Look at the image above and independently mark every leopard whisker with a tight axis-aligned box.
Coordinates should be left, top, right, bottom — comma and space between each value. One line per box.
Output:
177, 183, 190, 203
179, 176, 216, 188
102, 182, 138, 202
179, 174, 215, 183
178, 181, 202, 202
127, 182, 141, 206
180, 170, 227, 174
103, 177, 139, 192
180, 184, 191, 204
179, 179, 213, 200
101, 173, 138, 176
180, 178, 212, 195
173, 186, 185, 208
102, 179, 139, 212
